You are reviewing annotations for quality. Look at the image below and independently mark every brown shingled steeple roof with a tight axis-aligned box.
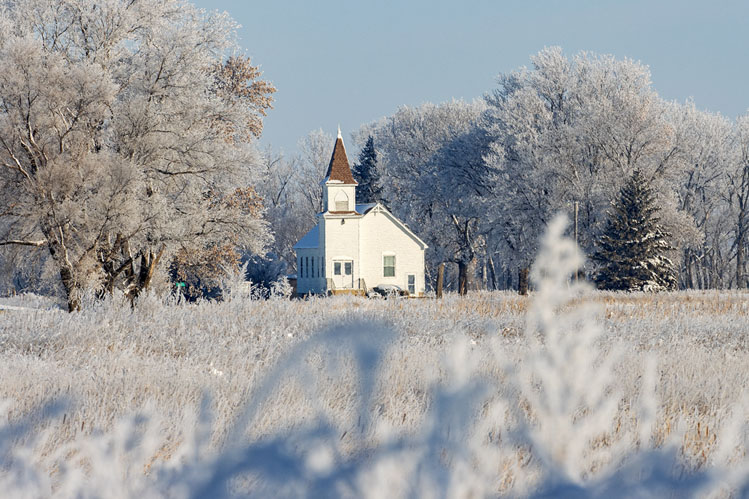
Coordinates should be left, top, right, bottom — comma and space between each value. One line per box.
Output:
324, 127, 358, 185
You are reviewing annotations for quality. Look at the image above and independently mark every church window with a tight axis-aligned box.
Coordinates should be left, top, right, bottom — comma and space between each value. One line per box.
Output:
408, 274, 415, 294
305, 257, 309, 278
334, 262, 341, 275
344, 262, 352, 275
334, 191, 349, 211
299, 257, 303, 278
311, 257, 315, 278
383, 255, 395, 277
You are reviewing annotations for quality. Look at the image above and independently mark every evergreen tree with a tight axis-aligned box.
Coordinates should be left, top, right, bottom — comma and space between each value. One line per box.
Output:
352, 136, 383, 204
593, 170, 678, 291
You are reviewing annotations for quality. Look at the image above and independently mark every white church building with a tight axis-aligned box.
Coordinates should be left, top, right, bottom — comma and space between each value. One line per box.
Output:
293, 129, 427, 297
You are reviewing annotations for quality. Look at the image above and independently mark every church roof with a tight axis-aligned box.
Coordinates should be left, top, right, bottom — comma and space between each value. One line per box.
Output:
355, 203, 376, 215
294, 203, 428, 252
293, 224, 319, 249
323, 128, 358, 185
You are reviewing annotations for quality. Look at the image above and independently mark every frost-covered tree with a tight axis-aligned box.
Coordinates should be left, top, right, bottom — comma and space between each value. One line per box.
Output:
594, 170, 677, 291
296, 128, 334, 216
484, 48, 694, 282
425, 124, 494, 293
728, 115, 749, 288
357, 100, 487, 292
671, 102, 735, 289
255, 147, 306, 268
352, 135, 383, 204
483, 47, 580, 275
0, 0, 275, 310
253, 130, 332, 272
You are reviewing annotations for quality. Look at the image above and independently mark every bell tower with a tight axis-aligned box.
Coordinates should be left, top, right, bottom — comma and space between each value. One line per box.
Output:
321, 126, 357, 213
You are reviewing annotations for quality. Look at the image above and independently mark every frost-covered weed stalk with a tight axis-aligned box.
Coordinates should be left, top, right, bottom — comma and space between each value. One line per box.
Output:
503, 215, 632, 489
2, 217, 749, 496
505, 217, 712, 496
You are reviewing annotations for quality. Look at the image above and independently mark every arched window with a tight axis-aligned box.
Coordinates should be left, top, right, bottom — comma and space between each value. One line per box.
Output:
334, 191, 349, 211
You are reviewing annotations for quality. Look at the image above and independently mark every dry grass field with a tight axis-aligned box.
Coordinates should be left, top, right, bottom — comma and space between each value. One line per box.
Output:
1, 225, 748, 497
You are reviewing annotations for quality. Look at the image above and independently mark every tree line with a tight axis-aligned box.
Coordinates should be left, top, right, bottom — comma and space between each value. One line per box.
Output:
0, 2, 746, 306
347, 48, 749, 293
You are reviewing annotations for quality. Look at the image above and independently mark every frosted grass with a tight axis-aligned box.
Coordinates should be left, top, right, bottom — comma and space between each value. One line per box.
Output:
1, 218, 748, 496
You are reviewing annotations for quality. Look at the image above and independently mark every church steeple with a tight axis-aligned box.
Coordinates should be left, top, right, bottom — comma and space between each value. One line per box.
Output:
323, 128, 358, 185
322, 127, 357, 213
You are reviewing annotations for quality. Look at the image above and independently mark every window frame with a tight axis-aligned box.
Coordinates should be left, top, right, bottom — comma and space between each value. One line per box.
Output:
407, 274, 415, 294
383, 254, 396, 278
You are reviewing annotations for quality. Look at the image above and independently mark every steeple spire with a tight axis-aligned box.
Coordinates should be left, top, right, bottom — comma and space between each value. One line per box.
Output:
324, 126, 358, 185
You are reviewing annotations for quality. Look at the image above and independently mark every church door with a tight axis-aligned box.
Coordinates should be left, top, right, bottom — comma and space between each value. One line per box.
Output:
333, 260, 354, 289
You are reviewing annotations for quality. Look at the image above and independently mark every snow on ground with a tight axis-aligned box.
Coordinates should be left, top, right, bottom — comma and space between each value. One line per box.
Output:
1, 226, 748, 497
0, 293, 64, 311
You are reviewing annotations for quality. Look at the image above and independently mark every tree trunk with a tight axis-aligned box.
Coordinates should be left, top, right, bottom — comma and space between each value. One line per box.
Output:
699, 255, 707, 289
59, 264, 80, 312
518, 267, 529, 296
126, 245, 165, 303
44, 234, 80, 312
683, 249, 694, 289
436, 263, 444, 299
458, 261, 469, 295
737, 222, 746, 289
469, 258, 477, 291
487, 255, 497, 291
736, 162, 749, 288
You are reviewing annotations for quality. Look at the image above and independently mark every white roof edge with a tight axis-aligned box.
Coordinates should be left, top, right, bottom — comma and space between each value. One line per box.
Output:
319, 176, 357, 186
318, 210, 354, 217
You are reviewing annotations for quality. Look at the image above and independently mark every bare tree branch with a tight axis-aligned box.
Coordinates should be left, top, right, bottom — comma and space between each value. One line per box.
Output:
0, 239, 47, 247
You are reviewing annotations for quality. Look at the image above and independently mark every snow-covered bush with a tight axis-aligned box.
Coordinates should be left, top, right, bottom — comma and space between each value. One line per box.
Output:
244, 253, 288, 289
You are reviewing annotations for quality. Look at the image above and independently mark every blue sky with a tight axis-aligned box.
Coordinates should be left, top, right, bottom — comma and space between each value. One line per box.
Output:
192, 0, 749, 155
